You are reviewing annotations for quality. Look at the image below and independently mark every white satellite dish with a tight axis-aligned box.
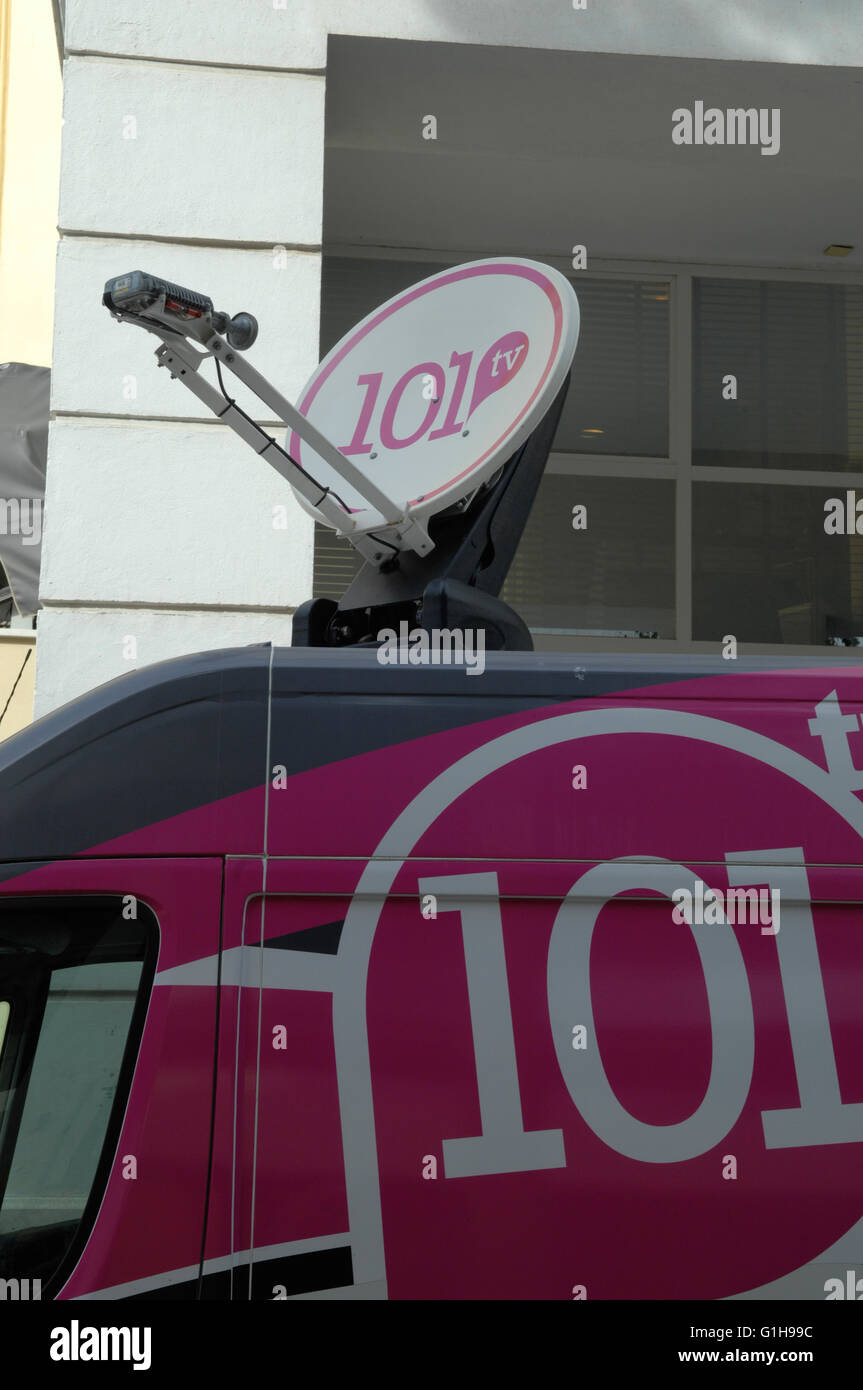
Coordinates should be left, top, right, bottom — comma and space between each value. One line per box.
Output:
288, 258, 579, 548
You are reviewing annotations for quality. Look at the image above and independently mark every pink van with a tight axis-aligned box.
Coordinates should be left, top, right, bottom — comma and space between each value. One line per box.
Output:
1, 646, 862, 1301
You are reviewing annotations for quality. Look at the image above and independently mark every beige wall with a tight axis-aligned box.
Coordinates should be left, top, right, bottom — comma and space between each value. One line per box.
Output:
0, 0, 62, 367
0, 1, 60, 733
0, 634, 36, 739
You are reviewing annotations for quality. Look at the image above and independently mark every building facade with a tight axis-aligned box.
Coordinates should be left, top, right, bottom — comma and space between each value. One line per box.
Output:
38, 0, 863, 714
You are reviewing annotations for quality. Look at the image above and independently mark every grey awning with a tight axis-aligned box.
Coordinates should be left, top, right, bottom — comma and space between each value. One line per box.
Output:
0, 362, 50, 618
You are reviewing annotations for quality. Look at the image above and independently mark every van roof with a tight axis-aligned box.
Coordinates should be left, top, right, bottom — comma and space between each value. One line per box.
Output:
0, 643, 860, 867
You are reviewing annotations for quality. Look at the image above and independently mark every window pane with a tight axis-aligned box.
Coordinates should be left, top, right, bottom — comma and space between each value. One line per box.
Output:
313, 476, 676, 642
0, 901, 152, 1289
320, 257, 447, 356
552, 280, 669, 457
501, 474, 675, 638
313, 522, 360, 601
693, 279, 863, 472
693, 482, 863, 643
1, 961, 141, 1232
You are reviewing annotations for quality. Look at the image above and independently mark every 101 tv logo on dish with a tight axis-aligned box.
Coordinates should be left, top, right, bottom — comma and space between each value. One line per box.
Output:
287, 259, 578, 528
338, 329, 529, 456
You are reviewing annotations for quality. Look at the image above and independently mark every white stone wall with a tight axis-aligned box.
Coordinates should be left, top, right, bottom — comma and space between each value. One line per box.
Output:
38, 21, 326, 714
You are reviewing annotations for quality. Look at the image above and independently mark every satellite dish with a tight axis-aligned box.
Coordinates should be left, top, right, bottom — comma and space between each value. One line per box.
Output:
103, 258, 580, 647
288, 258, 579, 539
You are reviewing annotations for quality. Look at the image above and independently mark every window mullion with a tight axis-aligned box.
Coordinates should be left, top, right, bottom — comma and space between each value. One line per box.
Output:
671, 273, 693, 643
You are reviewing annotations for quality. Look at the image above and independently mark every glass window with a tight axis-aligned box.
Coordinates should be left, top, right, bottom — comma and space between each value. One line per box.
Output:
502, 474, 675, 638
313, 521, 361, 604
0, 899, 154, 1292
693, 279, 863, 473
693, 482, 863, 644
320, 257, 446, 357
552, 279, 669, 457
312, 476, 676, 644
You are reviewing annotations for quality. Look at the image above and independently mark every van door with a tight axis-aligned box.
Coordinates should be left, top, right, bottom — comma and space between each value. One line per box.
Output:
0, 856, 222, 1301
204, 857, 359, 1300
209, 850, 863, 1301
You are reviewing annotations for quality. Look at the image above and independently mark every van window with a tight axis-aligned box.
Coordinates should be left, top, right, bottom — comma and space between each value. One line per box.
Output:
0, 899, 155, 1293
